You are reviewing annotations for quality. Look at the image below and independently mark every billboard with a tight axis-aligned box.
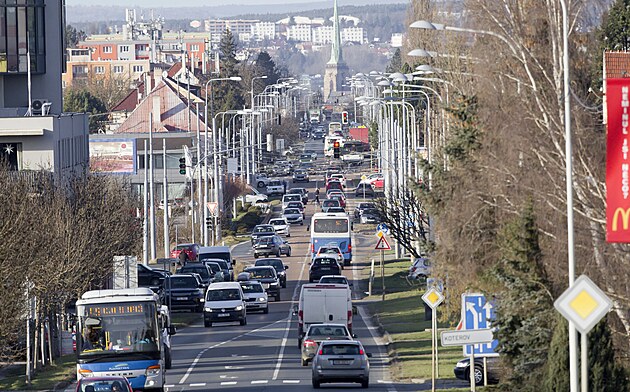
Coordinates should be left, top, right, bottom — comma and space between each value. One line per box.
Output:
89, 139, 137, 174
606, 78, 630, 242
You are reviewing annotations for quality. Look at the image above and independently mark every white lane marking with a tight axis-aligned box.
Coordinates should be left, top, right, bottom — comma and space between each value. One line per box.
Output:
189, 383, 206, 387
219, 375, 237, 379
225, 365, 244, 369
272, 247, 308, 381
283, 380, 301, 384
178, 317, 287, 384
164, 385, 175, 388
220, 381, 237, 386
251, 380, 269, 384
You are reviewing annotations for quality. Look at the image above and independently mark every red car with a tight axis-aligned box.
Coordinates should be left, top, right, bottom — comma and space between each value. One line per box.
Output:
170, 243, 200, 262
76, 376, 133, 392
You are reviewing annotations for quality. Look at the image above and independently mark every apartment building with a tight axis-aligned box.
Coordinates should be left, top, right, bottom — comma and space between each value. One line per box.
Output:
62, 48, 150, 89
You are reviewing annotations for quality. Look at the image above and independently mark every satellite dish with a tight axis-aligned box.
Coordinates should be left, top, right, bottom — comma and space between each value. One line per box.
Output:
190, 20, 201, 29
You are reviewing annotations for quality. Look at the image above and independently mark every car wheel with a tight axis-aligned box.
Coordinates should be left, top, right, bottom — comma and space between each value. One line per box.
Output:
276, 250, 281, 257
287, 248, 292, 257
164, 346, 172, 369
309, 277, 313, 283
301, 358, 309, 366
204, 320, 212, 327
472, 365, 484, 385
257, 181, 265, 188
361, 379, 369, 388
240, 318, 247, 326
282, 280, 287, 288
263, 307, 269, 314
287, 233, 290, 237
312, 379, 320, 388
254, 253, 258, 259
300, 221, 304, 226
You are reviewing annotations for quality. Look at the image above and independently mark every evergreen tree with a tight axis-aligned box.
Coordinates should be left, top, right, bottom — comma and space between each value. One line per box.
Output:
214, 29, 244, 113
486, 202, 555, 388
255, 51, 281, 85
63, 88, 107, 132
587, 317, 628, 392
543, 316, 570, 392
386, 48, 402, 73
598, 0, 630, 51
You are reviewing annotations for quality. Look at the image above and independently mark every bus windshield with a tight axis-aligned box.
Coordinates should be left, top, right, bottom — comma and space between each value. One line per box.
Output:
77, 302, 159, 357
313, 218, 349, 233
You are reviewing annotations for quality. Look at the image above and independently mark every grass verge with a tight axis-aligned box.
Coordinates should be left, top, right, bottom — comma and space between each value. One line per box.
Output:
359, 259, 466, 383
0, 354, 76, 391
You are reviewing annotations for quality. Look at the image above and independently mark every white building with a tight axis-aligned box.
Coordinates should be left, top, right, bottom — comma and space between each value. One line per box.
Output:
286, 24, 312, 42
251, 22, 277, 41
391, 33, 404, 47
342, 27, 366, 44
313, 26, 334, 45
313, 26, 366, 45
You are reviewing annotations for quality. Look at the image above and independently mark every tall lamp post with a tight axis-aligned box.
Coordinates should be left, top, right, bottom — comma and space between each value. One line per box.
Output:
204, 76, 242, 246
250, 75, 268, 108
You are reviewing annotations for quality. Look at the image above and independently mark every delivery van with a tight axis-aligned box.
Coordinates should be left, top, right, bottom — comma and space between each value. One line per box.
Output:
296, 283, 353, 347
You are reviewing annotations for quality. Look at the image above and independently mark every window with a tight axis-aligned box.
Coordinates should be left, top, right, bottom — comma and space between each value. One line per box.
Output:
0, 0, 46, 74
103, 46, 112, 53
132, 65, 143, 73
93, 66, 105, 74
113, 65, 124, 74
119, 45, 129, 53
190, 44, 199, 52
72, 65, 87, 74
0, 142, 21, 170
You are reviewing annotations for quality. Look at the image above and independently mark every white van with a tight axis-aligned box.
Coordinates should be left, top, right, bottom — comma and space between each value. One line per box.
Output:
282, 193, 303, 209
203, 282, 246, 327
297, 283, 353, 347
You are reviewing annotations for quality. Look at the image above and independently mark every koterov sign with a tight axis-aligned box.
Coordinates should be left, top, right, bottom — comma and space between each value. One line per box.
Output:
440, 329, 494, 347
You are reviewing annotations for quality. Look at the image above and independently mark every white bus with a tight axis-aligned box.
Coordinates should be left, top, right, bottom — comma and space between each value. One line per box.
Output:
310, 212, 352, 264
328, 122, 342, 135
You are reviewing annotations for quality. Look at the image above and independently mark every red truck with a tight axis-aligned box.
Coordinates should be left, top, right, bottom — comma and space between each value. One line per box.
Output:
349, 126, 369, 144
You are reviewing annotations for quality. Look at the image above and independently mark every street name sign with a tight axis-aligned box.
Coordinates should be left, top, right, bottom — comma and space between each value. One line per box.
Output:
441, 329, 494, 347
554, 275, 613, 334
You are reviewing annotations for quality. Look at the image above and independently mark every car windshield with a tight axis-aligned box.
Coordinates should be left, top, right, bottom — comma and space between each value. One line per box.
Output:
323, 200, 340, 207
314, 258, 336, 266
255, 259, 283, 271
321, 344, 361, 355
269, 219, 285, 226
179, 266, 209, 279
285, 195, 301, 202
320, 277, 347, 284
198, 253, 231, 263
240, 283, 264, 293
166, 276, 198, 288
308, 326, 349, 338
319, 248, 340, 255
284, 208, 300, 214
254, 226, 274, 233
258, 237, 274, 244
288, 202, 302, 208
206, 263, 222, 273
247, 268, 275, 279
78, 380, 132, 392
206, 289, 241, 301
175, 245, 193, 251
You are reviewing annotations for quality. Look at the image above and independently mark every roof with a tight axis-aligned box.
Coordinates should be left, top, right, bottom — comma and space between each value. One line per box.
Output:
604, 51, 630, 79
207, 282, 242, 289
198, 246, 231, 252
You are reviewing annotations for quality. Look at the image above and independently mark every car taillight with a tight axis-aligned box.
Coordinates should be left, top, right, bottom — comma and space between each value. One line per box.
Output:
311, 243, 314, 253
348, 244, 352, 252
304, 339, 317, 347
318, 348, 324, 355
359, 348, 364, 355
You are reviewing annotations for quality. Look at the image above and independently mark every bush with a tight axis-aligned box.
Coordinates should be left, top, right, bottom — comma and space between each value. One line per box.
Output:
234, 211, 263, 234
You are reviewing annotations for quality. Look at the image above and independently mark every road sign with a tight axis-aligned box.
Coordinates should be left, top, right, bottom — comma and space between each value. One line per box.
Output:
554, 275, 613, 334
375, 235, 391, 250
461, 293, 499, 357
422, 287, 444, 309
206, 202, 218, 217
376, 223, 388, 233
441, 329, 494, 347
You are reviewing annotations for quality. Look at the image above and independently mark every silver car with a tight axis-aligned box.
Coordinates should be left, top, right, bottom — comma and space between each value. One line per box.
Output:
311, 340, 371, 388
283, 208, 304, 225
301, 324, 354, 366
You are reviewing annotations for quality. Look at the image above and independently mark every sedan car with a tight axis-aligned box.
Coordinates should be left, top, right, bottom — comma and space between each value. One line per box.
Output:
254, 258, 289, 288
75, 376, 133, 392
301, 324, 354, 366
283, 208, 304, 225
251, 224, 276, 245
355, 183, 375, 197
286, 201, 305, 216
253, 235, 292, 258
309, 257, 342, 283
269, 217, 291, 237
292, 169, 310, 183
243, 266, 281, 301
162, 274, 206, 312
454, 356, 500, 386
239, 280, 268, 313
311, 340, 371, 388
316, 245, 344, 267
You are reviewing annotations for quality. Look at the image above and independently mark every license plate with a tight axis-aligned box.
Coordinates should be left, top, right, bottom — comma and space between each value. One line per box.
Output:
333, 360, 351, 365
218, 313, 230, 317
176, 297, 187, 301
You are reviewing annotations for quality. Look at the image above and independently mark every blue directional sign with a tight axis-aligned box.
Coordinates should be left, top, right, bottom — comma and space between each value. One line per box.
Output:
461, 293, 499, 357
376, 223, 389, 235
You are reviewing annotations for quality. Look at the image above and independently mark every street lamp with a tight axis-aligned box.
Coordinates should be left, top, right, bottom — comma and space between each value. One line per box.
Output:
250, 75, 268, 109
204, 76, 242, 246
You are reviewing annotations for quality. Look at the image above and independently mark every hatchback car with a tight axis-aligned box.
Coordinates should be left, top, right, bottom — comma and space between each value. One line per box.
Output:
251, 224, 276, 245
253, 235, 292, 258
169, 243, 199, 262
409, 257, 432, 279
283, 207, 304, 225
254, 258, 289, 288
203, 282, 247, 327
239, 280, 268, 314
454, 356, 500, 386
243, 266, 281, 301
301, 324, 354, 366
311, 340, 371, 388
309, 257, 342, 282
316, 245, 344, 267
269, 217, 291, 237
75, 376, 133, 392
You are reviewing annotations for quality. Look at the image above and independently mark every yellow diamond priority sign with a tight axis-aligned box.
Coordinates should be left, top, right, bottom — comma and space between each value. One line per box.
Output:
422, 287, 445, 309
554, 275, 612, 334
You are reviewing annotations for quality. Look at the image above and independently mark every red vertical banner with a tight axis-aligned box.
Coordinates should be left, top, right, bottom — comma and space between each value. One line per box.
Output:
606, 78, 630, 242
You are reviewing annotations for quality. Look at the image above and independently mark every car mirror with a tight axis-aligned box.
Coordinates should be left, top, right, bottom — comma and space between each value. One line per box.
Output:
367, 353, 373, 358
284, 265, 289, 270
352, 333, 357, 338
168, 325, 177, 335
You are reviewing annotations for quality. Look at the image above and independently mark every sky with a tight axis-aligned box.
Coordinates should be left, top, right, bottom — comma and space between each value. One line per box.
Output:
66, 0, 402, 7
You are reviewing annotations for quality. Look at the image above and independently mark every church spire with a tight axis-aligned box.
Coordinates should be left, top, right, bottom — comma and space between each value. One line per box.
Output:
328, 0, 343, 65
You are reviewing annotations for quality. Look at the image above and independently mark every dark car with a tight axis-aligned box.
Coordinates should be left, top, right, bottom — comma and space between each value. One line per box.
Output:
311, 340, 371, 388
454, 356, 500, 386
288, 187, 309, 205
200, 258, 232, 282
177, 263, 214, 287
309, 257, 342, 283
360, 208, 380, 224
137, 264, 168, 287
353, 202, 376, 220
203, 261, 225, 282
253, 235, 292, 258
254, 258, 289, 288
162, 274, 206, 312
251, 224, 276, 245
292, 169, 309, 183
355, 183, 375, 197
243, 266, 281, 301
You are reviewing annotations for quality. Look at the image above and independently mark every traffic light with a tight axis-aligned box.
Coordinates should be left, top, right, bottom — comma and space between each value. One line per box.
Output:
333, 141, 341, 159
341, 111, 348, 124
206, 217, 214, 230
179, 157, 186, 175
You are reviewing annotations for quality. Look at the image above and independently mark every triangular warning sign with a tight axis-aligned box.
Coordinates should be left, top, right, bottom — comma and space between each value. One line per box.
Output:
375, 235, 391, 250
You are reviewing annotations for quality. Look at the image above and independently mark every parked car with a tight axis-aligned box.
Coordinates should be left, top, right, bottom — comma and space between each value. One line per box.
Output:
283, 208, 304, 225
454, 356, 500, 386
321, 199, 341, 213
177, 263, 214, 287
162, 274, 206, 312
309, 256, 342, 283
251, 224, 276, 245
408, 257, 432, 279
243, 266, 281, 301
238, 280, 268, 314
241, 186, 269, 204
301, 323, 354, 366
203, 282, 247, 327
254, 258, 289, 288
255, 174, 270, 188
137, 264, 169, 287
269, 217, 291, 237
292, 169, 310, 183
311, 340, 371, 388
253, 235, 292, 258
354, 202, 376, 220
319, 275, 352, 286
75, 376, 133, 392
169, 243, 200, 262
355, 183, 375, 197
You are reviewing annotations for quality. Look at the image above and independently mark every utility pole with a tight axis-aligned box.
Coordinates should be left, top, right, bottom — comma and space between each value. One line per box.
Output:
149, 113, 156, 261
162, 139, 170, 258
143, 140, 149, 265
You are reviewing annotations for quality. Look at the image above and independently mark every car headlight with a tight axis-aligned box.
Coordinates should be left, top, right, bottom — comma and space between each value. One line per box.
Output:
145, 365, 161, 377
259, 297, 267, 302
235, 305, 243, 311
204, 307, 212, 312
456, 361, 469, 368
270, 282, 278, 286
